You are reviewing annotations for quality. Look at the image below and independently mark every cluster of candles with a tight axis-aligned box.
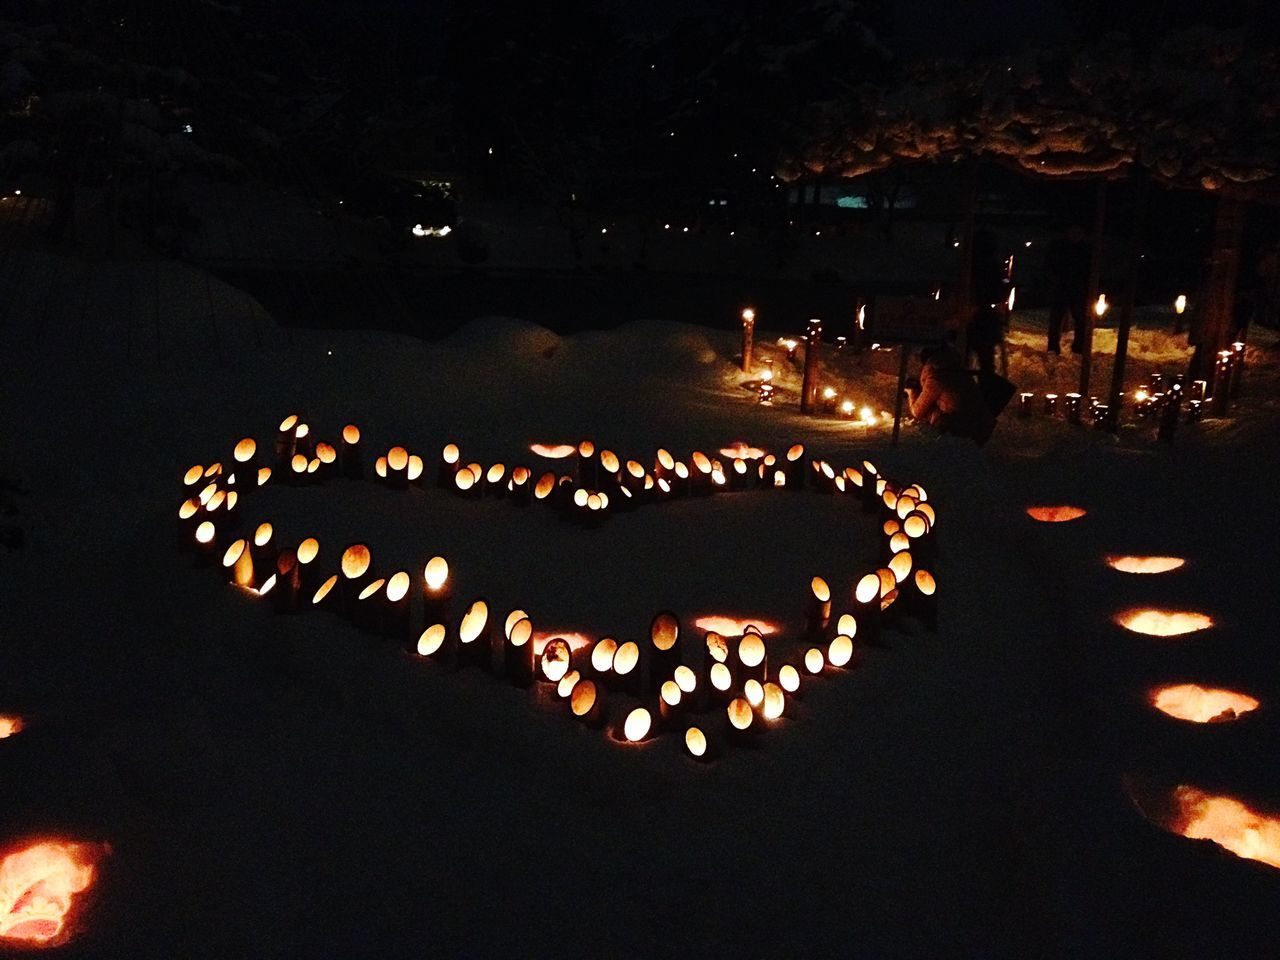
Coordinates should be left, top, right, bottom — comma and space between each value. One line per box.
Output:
175, 421, 940, 761
1017, 390, 1112, 428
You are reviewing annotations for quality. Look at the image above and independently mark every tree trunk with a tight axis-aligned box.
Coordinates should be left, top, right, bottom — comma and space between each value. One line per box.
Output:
1106, 175, 1148, 429
1078, 180, 1107, 397
956, 161, 978, 355
1188, 196, 1247, 380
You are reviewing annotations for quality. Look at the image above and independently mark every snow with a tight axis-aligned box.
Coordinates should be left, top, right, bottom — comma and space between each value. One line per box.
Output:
1, 248, 1278, 957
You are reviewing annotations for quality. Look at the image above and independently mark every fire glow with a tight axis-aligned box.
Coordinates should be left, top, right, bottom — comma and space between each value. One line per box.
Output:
718, 443, 765, 460
1166, 786, 1280, 870
692, 616, 778, 637
1116, 608, 1213, 637
0, 716, 22, 739
1026, 506, 1087, 523
0, 840, 102, 946
1106, 555, 1185, 575
1150, 684, 1259, 723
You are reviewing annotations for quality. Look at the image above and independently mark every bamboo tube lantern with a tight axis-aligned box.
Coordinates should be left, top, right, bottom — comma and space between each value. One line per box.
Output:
731, 457, 750, 491
876, 567, 898, 612
312, 574, 339, 610
889, 550, 913, 586
273, 550, 300, 613
438, 443, 461, 488
313, 443, 338, 479
909, 569, 938, 631
295, 537, 320, 602
756, 453, 776, 487
673, 665, 698, 697
761, 682, 785, 721
509, 466, 532, 504
384, 572, 412, 642
251, 521, 276, 569
827, 633, 854, 668
504, 608, 529, 640
577, 440, 597, 488
806, 576, 832, 638
859, 460, 880, 511
204, 462, 223, 481
276, 415, 299, 466
340, 544, 372, 604
726, 697, 757, 745
672, 460, 691, 498
685, 725, 714, 762
621, 707, 652, 744
784, 443, 806, 489
222, 538, 255, 588
257, 466, 272, 487
649, 611, 681, 691
740, 307, 755, 372
506, 616, 535, 686
599, 449, 621, 487
406, 454, 425, 485
690, 451, 713, 495
183, 464, 205, 487
293, 422, 312, 457
417, 623, 451, 661
853, 572, 881, 645
737, 629, 767, 684
355, 577, 387, 633
570, 678, 605, 727
290, 453, 309, 485
624, 459, 646, 492
659, 680, 683, 725
418, 558, 453, 630
744, 678, 764, 708
708, 662, 734, 708
539, 638, 571, 685
804, 647, 825, 674
233, 437, 257, 477
557, 669, 581, 699
341, 425, 362, 479
611, 640, 641, 695
800, 318, 823, 414
534, 472, 556, 503
778, 664, 801, 696
0, 839, 104, 946
486, 463, 506, 497
194, 520, 218, 562
453, 465, 478, 497
590, 637, 618, 677
457, 599, 492, 670
654, 448, 676, 481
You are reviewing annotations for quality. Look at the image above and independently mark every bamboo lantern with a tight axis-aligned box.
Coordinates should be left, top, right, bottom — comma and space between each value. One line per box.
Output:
289, 453, 310, 486
624, 459, 646, 493
355, 577, 387, 633
784, 443, 806, 489
761, 682, 785, 721
888, 550, 913, 586
534, 472, 556, 504
708, 661, 734, 708
673, 665, 698, 705
275, 415, 299, 467
778, 663, 801, 698
341, 425, 362, 479
233, 438, 257, 483
803, 647, 825, 675
908, 569, 938, 631
730, 457, 750, 491
853, 572, 880, 646
453, 465, 479, 498
257, 466, 272, 488
315, 443, 338, 479
577, 440, 597, 488
726, 697, 757, 746
457, 599, 492, 671
737, 629, 767, 684
620, 707, 653, 744
806, 576, 832, 638
340, 543, 372, 612
486, 463, 506, 497
422, 556, 452, 628
221, 538, 255, 588
272, 550, 301, 613
384, 572, 412, 642
744, 678, 764, 709
659, 680, 684, 725
685, 725, 715, 762
876, 566, 898, 613
438, 443, 461, 489
690, 451, 713, 495
598, 449, 621, 489
756, 453, 776, 487
859, 459, 880, 511
250, 521, 276, 573
654, 448, 676, 481
374, 455, 388, 480
194, 520, 218, 563
183, 464, 204, 487
295, 537, 320, 604
827, 633, 854, 668
672, 460, 691, 498
557, 670, 581, 700
509, 466, 532, 505
570, 678, 605, 727
611, 640, 641, 695
740, 307, 755, 372
293, 422, 313, 458
800, 318, 823, 414
703, 631, 728, 687
649, 611, 681, 692
311, 574, 340, 611
505, 616, 535, 686
539, 638, 571, 686
416, 623, 452, 663
590, 637, 618, 678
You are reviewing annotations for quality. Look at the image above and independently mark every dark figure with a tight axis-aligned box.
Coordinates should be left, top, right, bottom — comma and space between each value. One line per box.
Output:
967, 229, 1005, 374
906, 346, 996, 446
1045, 224, 1091, 354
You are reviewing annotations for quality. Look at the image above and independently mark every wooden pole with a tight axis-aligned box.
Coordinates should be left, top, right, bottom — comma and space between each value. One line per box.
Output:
1190, 196, 1247, 381
891, 345, 909, 446
740, 309, 755, 373
1106, 175, 1148, 430
1079, 180, 1108, 398
800, 318, 822, 414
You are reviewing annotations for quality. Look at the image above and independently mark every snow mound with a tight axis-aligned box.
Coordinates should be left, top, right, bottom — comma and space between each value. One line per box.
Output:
442, 316, 562, 358
580, 318, 723, 370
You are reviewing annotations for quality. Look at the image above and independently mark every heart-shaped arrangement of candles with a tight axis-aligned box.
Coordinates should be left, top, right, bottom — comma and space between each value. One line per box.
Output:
175, 416, 940, 761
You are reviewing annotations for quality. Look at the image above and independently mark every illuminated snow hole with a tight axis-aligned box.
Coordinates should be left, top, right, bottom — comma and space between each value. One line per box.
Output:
1150, 684, 1259, 723
1139, 786, 1280, 872
1106, 555, 1186, 574
1026, 506, 1086, 523
1116, 609, 1213, 637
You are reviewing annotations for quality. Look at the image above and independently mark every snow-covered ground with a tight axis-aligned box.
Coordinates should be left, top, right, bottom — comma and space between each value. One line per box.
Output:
1, 248, 1278, 958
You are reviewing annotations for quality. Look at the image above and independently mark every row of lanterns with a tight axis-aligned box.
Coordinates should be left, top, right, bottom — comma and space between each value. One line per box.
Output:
175, 420, 941, 763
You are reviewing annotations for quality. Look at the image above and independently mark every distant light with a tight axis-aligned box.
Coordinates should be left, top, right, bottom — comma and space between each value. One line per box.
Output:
664, 223, 670, 229
488, 146, 493, 155
1174, 294, 1187, 315
682, 227, 689, 233
411, 224, 452, 238
326, 349, 332, 356
952, 240, 960, 248
600, 227, 607, 234
1024, 240, 1032, 247
182, 124, 193, 134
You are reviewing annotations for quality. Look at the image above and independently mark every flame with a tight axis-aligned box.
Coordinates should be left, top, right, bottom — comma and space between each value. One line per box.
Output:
1116, 609, 1213, 637
1106, 555, 1185, 575
0, 716, 23, 739
1026, 506, 1087, 523
1150, 684, 1259, 723
693, 616, 777, 637
1094, 293, 1108, 317
1169, 787, 1280, 870
530, 443, 575, 459
1174, 294, 1187, 315
719, 443, 764, 460
0, 841, 100, 945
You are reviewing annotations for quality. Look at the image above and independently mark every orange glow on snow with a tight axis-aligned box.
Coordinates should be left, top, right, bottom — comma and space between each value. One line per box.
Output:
1106, 555, 1186, 574
530, 443, 576, 459
0, 841, 101, 946
1150, 685, 1259, 723
1026, 506, 1087, 522
532, 632, 592, 655
1168, 787, 1280, 870
692, 616, 778, 637
718, 443, 765, 461
1116, 609, 1213, 637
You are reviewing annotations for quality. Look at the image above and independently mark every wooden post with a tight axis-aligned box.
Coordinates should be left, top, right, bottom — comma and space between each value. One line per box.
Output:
1189, 196, 1247, 381
800, 318, 822, 414
891, 345, 909, 446
740, 308, 755, 373
1079, 180, 1108, 398
1106, 175, 1148, 430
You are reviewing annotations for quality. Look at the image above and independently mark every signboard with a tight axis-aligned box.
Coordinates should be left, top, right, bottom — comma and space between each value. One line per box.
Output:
871, 294, 947, 345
